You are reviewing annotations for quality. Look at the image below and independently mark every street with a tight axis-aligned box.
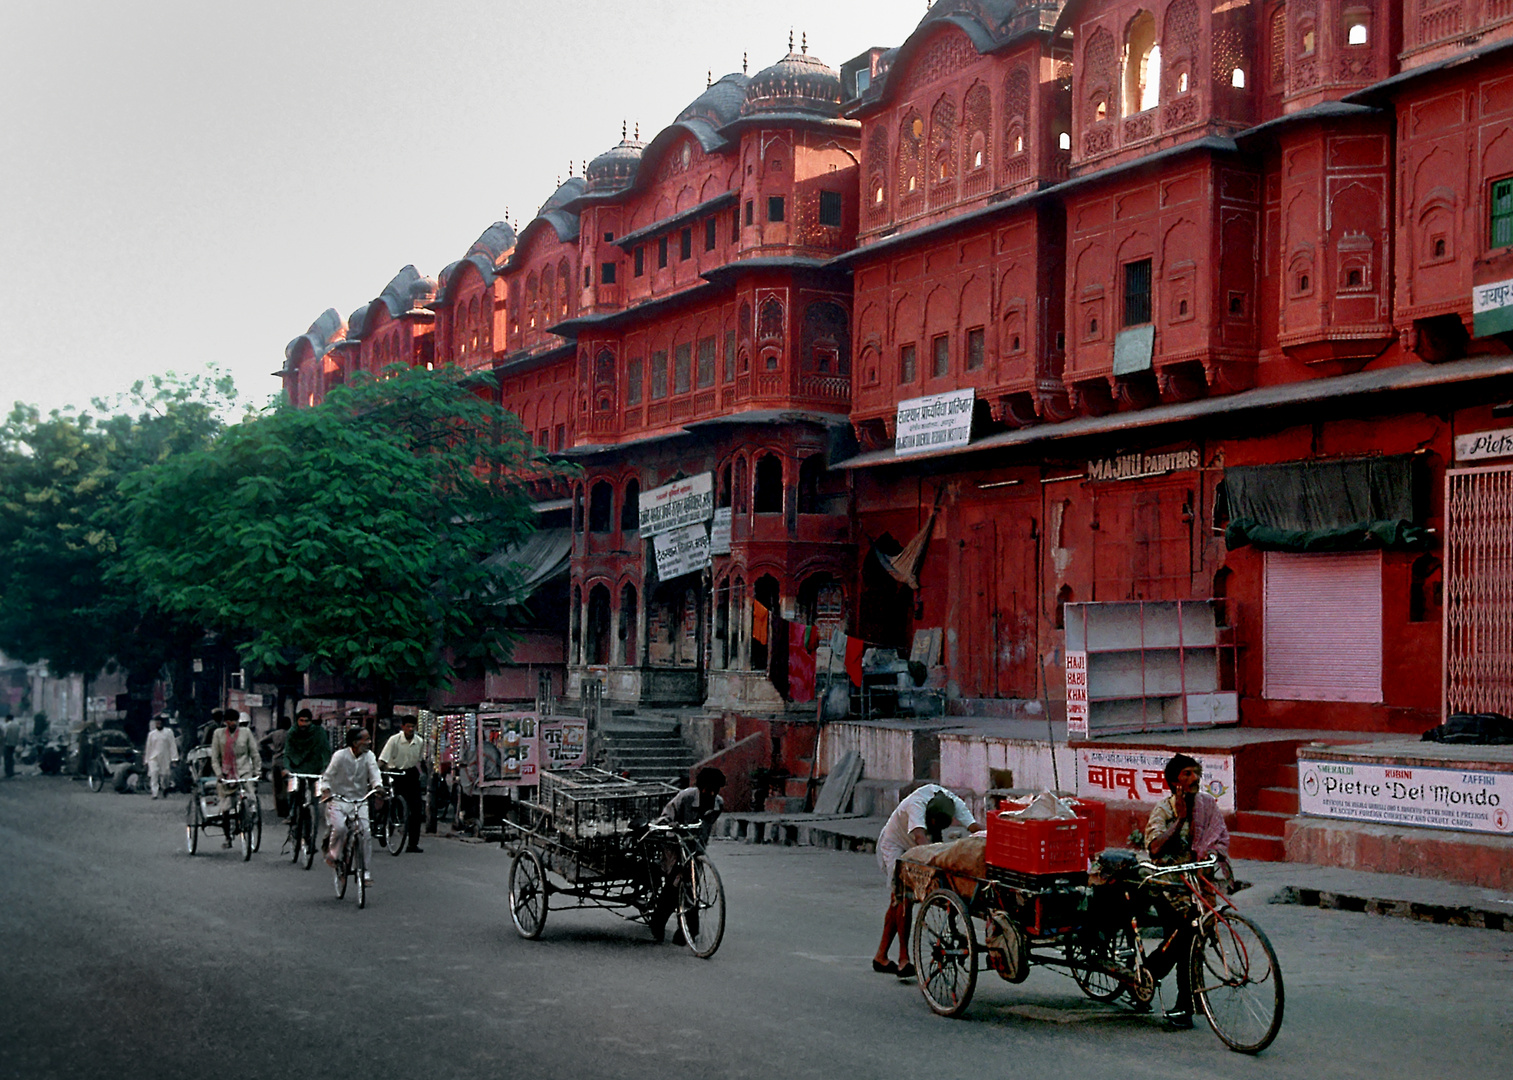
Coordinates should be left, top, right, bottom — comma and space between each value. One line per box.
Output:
1, 773, 1508, 1080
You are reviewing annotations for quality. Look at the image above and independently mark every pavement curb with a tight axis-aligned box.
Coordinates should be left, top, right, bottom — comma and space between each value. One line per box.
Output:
1268, 884, 1513, 931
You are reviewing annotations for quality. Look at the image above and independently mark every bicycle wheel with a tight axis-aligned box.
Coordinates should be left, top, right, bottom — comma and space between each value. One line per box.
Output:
384, 798, 407, 856
334, 838, 349, 900
186, 794, 202, 855
911, 888, 978, 1018
249, 796, 263, 854
87, 759, 105, 792
677, 853, 726, 959
1065, 927, 1132, 1003
1193, 910, 1284, 1054
301, 804, 317, 870
287, 806, 302, 864
356, 844, 368, 910
240, 799, 254, 861
508, 849, 547, 939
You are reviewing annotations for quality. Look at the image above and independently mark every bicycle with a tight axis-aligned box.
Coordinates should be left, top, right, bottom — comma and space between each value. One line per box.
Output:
637, 820, 726, 959
374, 770, 409, 857
327, 788, 381, 909
282, 773, 323, 870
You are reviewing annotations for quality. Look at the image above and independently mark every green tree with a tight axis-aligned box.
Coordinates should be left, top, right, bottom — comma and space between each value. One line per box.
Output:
119, 365, 565, 703
0, 370, 237, 684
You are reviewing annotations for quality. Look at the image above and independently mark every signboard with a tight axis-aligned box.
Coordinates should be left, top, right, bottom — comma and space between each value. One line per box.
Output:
652, 523, 711, 580
1298, 758, 1513, 836
540, 716, 589, 770
476, 711, 539, 788
1454, 427, 1513, 463
1065, 651, 1089, 737
1087, 448, 1201, 482
638, 472, 713, 538
1077, 747, 1237, 813
1472, 276, 1513, 338
1112, 324, 1155, 376
894, 389, 975, 455
710, 506, 732, 555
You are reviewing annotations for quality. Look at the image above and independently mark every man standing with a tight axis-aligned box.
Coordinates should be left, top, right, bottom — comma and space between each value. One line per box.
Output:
1144, 753, 1230, 1030
872, 785, 980, 978
143, 714, 179, 798
267, 716, 291, 818
322, 726, 384, 883
1, 714, 17, 778
648, 767, 726, 944
378, 717, 425, 853
209, 709, 258, 848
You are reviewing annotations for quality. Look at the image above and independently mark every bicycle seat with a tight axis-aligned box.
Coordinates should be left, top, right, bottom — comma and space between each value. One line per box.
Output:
1095, 849, 1143, 878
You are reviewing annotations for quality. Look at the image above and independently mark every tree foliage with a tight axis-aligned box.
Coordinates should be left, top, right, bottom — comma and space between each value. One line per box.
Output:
0, 370, 238, 678
119, 365, 566, 692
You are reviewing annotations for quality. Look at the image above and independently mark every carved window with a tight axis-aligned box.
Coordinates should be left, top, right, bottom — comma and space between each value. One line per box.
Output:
594, 349, 615, 386
680, 227, 692, 260
541, 274, 553, 323
634, 246, 644, 277
931, 334, 950, 377
1004, 66, 1031, 165
754, 454, 784, 515
674, 342, 692, 394
866, 125, 889, 212
705, 216, 717, 251
966, 327, 985, 370
740, 301, 753, 338
1163, 0, 1199, 100
650, 350, 668, 399
964, 82, 991, 173
1299, 15, 1316, 57
1270, 5, 1287, 90
929, 95, 956, 183
627, 358, 643, 405
819, 190, 843, 227
899, 342, 917, 383
899, 113, 924, 195
697, 336, 716, 388
1085, 28, 1117, 127
1344, 8, 1369, 45
801, 301, 850, 376
1123, 259, 1153, 326
526, 273, 538, 329
759, 298, 784, 340
658, 236, 668, 269
1124, 11, 1161, 116
724, 330, 736, 382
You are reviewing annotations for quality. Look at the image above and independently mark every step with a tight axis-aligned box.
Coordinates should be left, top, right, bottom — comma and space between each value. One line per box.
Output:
1256, 786, 1300, 815
1230, 830, 1285, 861
1235, 810, 1291, 837
1254, 762, 1299, 789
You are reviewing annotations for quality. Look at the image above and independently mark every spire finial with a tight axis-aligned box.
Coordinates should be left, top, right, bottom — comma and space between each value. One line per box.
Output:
802, 32, 808, 55
622, 119, 627, 139
708, 69, 713, 87
634, 121, 640, 140
789, 28, 794, 53
582, 160, 586, 176
742, 51, 748, 74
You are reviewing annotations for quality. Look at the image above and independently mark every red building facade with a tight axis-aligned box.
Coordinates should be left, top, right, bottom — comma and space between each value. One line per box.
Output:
279, 3, 1513, 776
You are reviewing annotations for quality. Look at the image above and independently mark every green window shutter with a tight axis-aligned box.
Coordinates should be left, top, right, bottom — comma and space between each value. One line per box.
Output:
1491, 179, 1513, 248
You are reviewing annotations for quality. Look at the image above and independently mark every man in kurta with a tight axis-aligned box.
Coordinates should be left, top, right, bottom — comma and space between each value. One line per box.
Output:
143, 715, 178, 799
209, 709, 259, 847
378, 717, 425, 853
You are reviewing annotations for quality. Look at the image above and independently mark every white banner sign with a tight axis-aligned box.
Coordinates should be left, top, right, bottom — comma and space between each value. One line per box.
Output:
1065, 651, 1089, 737
709, 506, 732, 555
1298, 758, 1513, 836
895, 389, 974, 455
652, 523, 711, 580
1454, 427, 1513, 463
638, 472, 713, 538
1077, 748, 1236, 813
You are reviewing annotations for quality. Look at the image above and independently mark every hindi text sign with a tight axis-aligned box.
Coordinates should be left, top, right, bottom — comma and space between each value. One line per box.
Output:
652, 523, 711, 580
1065, 651, 1089, 737
895, 389, 975, 455
638, 473, 713, 538
1077, 747, 1236, 813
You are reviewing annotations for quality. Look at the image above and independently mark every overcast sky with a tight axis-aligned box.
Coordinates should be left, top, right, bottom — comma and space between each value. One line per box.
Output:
0, 0, 929, 419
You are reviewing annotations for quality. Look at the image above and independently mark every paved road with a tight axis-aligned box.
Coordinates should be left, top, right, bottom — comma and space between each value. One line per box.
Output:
1, 772, 1508, 1080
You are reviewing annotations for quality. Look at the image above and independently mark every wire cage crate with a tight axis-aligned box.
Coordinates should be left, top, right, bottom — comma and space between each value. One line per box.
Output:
539, 767, 676, 846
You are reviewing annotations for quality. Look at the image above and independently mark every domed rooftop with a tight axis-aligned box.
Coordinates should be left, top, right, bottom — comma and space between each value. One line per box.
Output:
284, 307, 345, 366
677, 72, 749, 128
468, 221, 516, 265
377, 264, 437, 316
740, 40, 842, 119
586, 129, 645, 194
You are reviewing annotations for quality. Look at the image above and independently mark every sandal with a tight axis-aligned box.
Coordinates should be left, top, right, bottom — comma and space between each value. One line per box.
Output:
896, 962, 917, 979
871, 959, 899, 975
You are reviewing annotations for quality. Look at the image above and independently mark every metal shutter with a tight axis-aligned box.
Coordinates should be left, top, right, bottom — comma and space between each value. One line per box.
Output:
1263, 551, 1382, 702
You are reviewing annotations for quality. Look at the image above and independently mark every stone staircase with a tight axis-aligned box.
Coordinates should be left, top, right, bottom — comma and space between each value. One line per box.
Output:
598, 718, 696, 787
1231, 762, 1298, 861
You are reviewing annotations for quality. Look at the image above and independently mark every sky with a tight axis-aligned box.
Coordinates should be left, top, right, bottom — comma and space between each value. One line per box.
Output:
0, 0, 931, 419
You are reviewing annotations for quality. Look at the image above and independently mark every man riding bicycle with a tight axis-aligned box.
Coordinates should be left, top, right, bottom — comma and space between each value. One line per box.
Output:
321, 726, 384, 883
209, 709, 259, 848
378, 716, 425, 853
283, 708, 332, 813
647, 767, 725, 944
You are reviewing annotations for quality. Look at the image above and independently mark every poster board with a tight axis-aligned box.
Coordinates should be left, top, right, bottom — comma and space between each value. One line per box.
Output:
540, 716, 589, 770
1076, 747, 1236, 813
476, 711, 540, 788
638, 473, 714, 537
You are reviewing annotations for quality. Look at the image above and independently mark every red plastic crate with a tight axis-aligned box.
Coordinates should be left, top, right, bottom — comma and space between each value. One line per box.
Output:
985, 813, 1090, 874
1063, 798, 1107, 855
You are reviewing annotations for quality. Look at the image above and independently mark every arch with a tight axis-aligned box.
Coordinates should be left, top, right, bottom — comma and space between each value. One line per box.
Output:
758, 297, 784, 341
558, 258, 571, 317
753, 453, 783, 515
1124, 10, 1161, 116
572, 483, 584, 533
898, 111, 924, 197
929, 93, 957, 186
586, 583, 613, 666
1164, 0, 1200, 98
752, 574, 781, 674
865, 125, 889, 212
963, 81, 991, 175
1084, 27, 1118, 124
717, 460, 733, 508
797, 453, 827, 514
801, 300, 851, 376
732, 453, 748, 515
617, 581, 639, 665
621, 477, 640, 533
797, 572, 847, 637
588, 480, 614, 533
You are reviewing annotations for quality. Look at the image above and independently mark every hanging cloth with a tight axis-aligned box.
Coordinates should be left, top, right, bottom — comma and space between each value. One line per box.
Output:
844, 634, 867, 688
875, 486, 945, 590
787, 623, 817, 703
751, 600, 770, 646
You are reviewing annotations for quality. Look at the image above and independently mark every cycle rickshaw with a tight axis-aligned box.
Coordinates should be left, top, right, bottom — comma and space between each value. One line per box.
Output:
501, 768, 726, 958
183, 747, 263, 860
897, 811, 1283, 1054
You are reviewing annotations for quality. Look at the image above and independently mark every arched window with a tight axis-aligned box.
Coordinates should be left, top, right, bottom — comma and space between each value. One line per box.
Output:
1123, 11, 1160, 116
898, 113, 923, 196
621, 478, 640, 533
541, 272, 553, 325
753, 454, 783, 514
586, 583, 612, 665
526, 273, 538, 329
558, 259, 571, 316
929, 95, 956, 185
588, 481, 614, 533
618, 583, 638, 665
797, 454, 826, 514
572, 484, 584, 533
733, 454, 748, 515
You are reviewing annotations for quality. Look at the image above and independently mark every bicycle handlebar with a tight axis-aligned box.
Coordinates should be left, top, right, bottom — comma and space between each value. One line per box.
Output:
1138, 854, 1221, 879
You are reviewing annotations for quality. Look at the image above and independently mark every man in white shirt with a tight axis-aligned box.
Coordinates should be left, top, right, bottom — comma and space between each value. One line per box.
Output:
143, 715, 179, 798
872, 784, 979, 977
322, 726, 384, 881
378, 717, 425, 853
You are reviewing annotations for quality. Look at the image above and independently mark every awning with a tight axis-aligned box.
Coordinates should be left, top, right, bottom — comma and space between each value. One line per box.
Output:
1223, 455, 1432, 553
484, 527, 571, 604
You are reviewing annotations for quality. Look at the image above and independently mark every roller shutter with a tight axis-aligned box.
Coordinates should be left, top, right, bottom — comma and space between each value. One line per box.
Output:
1263, 551, 1382, 702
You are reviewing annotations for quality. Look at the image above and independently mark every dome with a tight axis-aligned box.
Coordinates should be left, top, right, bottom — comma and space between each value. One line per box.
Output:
585, 135, 645, 194
740, 48, 842, 119
677, 72, 749, 128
